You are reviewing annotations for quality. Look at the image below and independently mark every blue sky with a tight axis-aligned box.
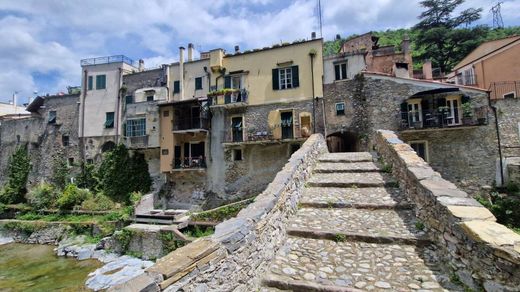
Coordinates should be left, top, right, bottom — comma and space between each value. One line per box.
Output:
0, 0, 518, 103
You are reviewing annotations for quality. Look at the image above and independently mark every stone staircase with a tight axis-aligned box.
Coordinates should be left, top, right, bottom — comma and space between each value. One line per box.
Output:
262, 152, 462, 291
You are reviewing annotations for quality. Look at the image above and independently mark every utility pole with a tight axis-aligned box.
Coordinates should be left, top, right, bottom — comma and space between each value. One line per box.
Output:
491, 2, 504, 29
317, 0, 323, 38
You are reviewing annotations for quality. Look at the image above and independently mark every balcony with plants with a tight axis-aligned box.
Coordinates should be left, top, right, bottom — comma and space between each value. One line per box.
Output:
208, 88, 249, 107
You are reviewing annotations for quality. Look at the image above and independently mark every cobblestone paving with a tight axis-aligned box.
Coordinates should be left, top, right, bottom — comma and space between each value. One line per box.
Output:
263, 152, 460, 291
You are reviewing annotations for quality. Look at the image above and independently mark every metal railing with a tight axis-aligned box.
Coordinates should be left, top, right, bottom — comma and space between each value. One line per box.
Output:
173, 156, 206, 169
490, 81, 520, 100
209, 89, 248, 106
457, 73, 478, 86
400, 107, 488, 130
126, 135, 148, 148
172, 116, 209, 131
80, 55, 136, 67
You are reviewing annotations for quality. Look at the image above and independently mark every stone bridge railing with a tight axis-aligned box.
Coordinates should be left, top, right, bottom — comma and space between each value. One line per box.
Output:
375, 130, 520, 291
112, 134, 327, 291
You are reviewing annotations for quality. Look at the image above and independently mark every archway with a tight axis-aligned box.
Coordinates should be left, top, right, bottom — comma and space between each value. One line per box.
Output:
101, 141, 116, 153
326, 131, 359, 153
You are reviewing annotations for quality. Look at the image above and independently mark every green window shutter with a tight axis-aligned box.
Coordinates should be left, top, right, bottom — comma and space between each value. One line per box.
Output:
125, 95, 133, 104
96, 75, 106, 90
334, 65, 340, 80
292, 65, 299, 88
195, 77, 202, 90
173, 81, 180, 93
88, 76, 93, 90
224, 76, 231, 88
400, 102, 408, 122
105, 112, 114, 128
272, 68, 279, 90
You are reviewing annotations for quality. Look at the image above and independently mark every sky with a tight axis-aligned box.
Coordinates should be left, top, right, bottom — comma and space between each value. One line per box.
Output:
0, 0, 519, 104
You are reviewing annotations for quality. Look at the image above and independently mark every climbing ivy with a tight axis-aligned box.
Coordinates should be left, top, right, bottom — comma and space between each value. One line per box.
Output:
0, 146, 31, 204
51, 155, 68, 190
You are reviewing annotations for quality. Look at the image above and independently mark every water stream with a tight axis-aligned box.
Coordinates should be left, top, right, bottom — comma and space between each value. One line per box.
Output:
0, 243, 101, 291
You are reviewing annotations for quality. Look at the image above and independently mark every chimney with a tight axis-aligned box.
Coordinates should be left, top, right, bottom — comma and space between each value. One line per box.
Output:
179, 46, 185, 99
311, 32, 316, 40
188, 43, 194, 62
401, 34, 410, 54
422, 60, 433, 80
138, 59, 144, 72
234, 45, 240, 53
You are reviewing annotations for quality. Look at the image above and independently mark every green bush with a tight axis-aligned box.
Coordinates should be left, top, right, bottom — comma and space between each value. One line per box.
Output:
478, 192, 520, 230
26, 182, 57, 209
81, 193, 116, 211
76, 162, 98, 191
0, 146, 31, 204
56, 184, 91, 210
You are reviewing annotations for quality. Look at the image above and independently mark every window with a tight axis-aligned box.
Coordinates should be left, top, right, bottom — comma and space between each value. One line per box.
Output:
86, 159, 94, 164
161, 149, 169, 155
195, 77, 203, 90
463, 69, 475, 85
48, 111, 56, 124
104, 112, 114, 128
410, 141, 429, 162
126, 118, 146, 137
96, 75, 106, 90
231, 117, 243, 142
407, 99, 422, 127
125, 95, 133, 104
334, 62, 347, 80
68, 158, 74, 167
233, 149, 242, 161
281, 111, 294, 139
173, 81, 180, 93
336, 102, 345, 115
163, 110, 169, 117
146, 95, 154, 102
445, 96, 462, 126
272, 66, 299, 90
62, 135, 70, 146
504, 92, 516, 99
87, 76, 93, 90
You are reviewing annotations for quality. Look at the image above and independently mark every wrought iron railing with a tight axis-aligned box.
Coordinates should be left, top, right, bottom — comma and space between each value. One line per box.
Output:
172, 116, 209, 131
173, 156, 206, 169
400, 107, 488, 130
209, 89, 248, 106
126, 135, 148, 148
80, 55, 136, 67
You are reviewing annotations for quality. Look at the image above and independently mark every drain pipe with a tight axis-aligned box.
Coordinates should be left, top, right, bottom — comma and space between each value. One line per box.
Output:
489, 94, 504, 186
80, 69, 88, 163
310, 50, 316, 133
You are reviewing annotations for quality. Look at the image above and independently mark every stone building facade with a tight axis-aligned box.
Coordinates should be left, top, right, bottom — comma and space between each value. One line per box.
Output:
323, 73, 498, 194
0, 93, 81, 186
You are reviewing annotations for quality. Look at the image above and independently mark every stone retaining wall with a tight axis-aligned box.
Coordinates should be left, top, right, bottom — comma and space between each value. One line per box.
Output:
114, 134, 327, 291
374, 130, 520, 291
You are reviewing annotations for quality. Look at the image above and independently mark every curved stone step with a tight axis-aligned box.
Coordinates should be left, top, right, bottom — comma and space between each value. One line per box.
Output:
314, 162, 381, 173
307, 172, 397, 188
318, 152, 373, 163
288, 208, 426, 242
301, 187, 411, 209
264, 237, 460, 291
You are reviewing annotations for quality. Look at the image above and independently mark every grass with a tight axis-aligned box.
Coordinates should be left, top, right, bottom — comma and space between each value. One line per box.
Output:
415, 221, 425, 231
190, 198, 253, 222
182, 226, 214, 238
334, 233, 347, 242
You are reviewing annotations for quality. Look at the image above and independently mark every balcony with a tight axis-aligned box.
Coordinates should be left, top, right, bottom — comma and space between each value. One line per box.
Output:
80, 55, 136, 67
209, 89, 248, 108
172, 156, 206, 170
126, 135, 149, 149
172, 116, 209, 132
400, 107, 488, 131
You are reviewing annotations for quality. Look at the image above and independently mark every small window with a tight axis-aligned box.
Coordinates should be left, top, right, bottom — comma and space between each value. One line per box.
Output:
279, 67, 293, 90
126, 118, 146, 137
173, 81, 180, 93
86, 159, 94, 164
410, 141, 428, 162
147, 95, 154, 102
161, 149, 169, 155
87, 76, 93, 90
48, 111, 56, 124
334, 62, 347, 80
125, 95, 133, 104
163, 110, 169, 117
68, 158, 74, 167
96, 75, 106, 90
62, 135, 70, 146
233, 149, 242, 161
105, 112, 115, 128
336, 102, 345, 116
195, 77, 203, 90
504, 92, 516, 99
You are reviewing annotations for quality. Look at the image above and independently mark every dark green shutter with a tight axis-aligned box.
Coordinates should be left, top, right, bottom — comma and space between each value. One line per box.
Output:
195, 77, 202, 90
335, 65, 340, 80
461, 95, 470, 104
88, 76, 93, 90
173, 81, 180, 93
400, 102, 408, 122
292, 65, 299, 88
224, 76, 231, 88
272, 68, 279, 90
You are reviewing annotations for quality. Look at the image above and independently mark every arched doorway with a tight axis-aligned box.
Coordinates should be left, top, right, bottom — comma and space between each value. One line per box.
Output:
327, 131, 359, 152
101, 141, 116, 153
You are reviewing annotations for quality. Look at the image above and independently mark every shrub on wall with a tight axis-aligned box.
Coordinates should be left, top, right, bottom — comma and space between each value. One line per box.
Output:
27, 182, 57, 209
56, 183, 91, 210
51, 156, 69, 190
76, 162, 99, 191
0, 146, 31, 204
81, 193, 116, 211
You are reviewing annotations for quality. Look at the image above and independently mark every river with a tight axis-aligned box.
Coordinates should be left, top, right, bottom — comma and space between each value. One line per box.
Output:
0, 243, 102, 291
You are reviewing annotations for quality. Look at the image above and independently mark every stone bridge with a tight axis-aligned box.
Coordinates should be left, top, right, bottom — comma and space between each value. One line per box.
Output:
113, 131, 520, 292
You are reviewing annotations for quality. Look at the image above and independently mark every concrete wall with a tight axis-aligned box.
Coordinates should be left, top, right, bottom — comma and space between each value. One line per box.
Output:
168, 59, 210, 101
323, 54, 366, 84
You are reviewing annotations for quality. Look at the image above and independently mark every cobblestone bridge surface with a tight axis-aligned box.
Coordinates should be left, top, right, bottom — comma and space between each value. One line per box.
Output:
261, 152, 462, 291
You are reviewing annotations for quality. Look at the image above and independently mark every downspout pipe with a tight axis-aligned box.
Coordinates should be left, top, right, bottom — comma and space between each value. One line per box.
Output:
80, 69, 88, 163
489, 93, 504, 186
310, 51, 316, 133
115, 67, 122, 144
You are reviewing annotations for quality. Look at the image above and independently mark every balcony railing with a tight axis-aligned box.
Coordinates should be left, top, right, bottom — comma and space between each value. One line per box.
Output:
80, 55, 136, 67
172, 116, 209, 131
456, 73, 478, 86
400, 107, 488, 130
209, 89, 248, 106
490, 81, 520, 100
173, 156, 206, 169
126, 135, 148, 149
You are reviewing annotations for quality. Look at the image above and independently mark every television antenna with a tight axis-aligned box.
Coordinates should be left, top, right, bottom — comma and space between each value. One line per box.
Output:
316, 0, 323, 38
491, 2, 504, 29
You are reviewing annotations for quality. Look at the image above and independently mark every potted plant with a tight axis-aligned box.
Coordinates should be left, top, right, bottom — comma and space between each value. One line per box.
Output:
461, 102, 473, 125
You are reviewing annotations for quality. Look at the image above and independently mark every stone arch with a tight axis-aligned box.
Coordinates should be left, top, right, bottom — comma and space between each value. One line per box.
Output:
326, 131, 359, 152
101, 141, 116, 153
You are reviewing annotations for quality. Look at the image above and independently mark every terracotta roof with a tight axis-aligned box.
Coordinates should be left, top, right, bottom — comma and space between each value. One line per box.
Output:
453, 35, 520, 70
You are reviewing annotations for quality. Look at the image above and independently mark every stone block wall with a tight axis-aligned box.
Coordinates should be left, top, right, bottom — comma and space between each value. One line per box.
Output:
375, 130, 520, 291
116, 134, 327, 291
494, 98, 520, 158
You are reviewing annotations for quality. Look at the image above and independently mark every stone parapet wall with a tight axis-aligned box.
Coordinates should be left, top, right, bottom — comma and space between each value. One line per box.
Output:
114, 134, 327, 291
375, 130, 520, 291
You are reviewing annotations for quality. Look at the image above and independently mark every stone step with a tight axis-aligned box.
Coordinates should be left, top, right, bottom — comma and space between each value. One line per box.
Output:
307, 172, 397, 188
288, 208, 427, 244
133, 217, 175, 225
264, 237, 459, 291
318, 152, 373, 163
300, 187, 412, 209
314, 162, 381, 173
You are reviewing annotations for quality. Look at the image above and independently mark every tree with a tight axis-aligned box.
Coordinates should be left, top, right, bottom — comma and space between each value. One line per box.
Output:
414, 0, 484, 73
0, 146, 31, 204
51, 155, 68, 190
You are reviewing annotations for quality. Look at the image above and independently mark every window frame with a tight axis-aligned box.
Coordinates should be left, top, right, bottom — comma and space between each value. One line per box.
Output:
279, 67, 293, 90
335, 102, 346, 116
409, 140, 429, 162
503, 91, 516, 99
126, 118, 146, 137
48, 110, 57, 124
87, 76, 93, 91
334, 62, 348, 80
146, 95, 154, 102
96, 74, 106, 90
62, 135, 70, 147
195, 77, 203, 90
104, 112, 115, 129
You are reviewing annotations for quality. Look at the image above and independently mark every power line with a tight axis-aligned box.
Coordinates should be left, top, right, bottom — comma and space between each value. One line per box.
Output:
491, 2, 504, 29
